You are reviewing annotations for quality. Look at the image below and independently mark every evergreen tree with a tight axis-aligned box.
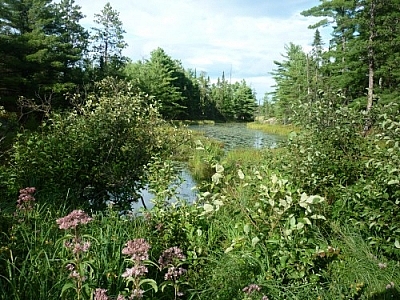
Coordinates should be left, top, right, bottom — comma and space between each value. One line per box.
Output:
302, 0, 360, 99
0, 0, 89, 109
125, 48, 186, 119
310, 29, 325, 98
302, 0, 400, 109
232, 80, 257, 121
0, 0, 55, 102
196, 71, 219, 119
271, 43, 309, 123
211, 72, 235, 121
91, 2, 128, 79
51, 0, 89, 89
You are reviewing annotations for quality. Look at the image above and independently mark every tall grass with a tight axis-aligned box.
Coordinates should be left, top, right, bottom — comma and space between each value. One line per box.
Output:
247, 122, 300, 136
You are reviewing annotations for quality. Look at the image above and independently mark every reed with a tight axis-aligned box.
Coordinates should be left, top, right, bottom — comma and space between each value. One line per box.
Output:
247, 122, 299, 136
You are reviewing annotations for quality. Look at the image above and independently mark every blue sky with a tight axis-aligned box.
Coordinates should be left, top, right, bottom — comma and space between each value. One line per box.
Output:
76, 0, 330, 99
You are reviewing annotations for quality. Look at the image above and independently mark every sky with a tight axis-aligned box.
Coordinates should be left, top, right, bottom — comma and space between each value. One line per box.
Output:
76, 0, 331, 100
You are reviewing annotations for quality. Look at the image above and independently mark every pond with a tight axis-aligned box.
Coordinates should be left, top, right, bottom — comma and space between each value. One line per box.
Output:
133, 123, 283, 213
189, 123, 282, 150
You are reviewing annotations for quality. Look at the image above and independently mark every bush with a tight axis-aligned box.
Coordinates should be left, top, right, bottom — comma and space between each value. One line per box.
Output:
9, 78, 171, 209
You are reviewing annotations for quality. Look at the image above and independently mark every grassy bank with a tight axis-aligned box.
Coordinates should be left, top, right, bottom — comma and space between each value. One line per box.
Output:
247, 122, 300, 136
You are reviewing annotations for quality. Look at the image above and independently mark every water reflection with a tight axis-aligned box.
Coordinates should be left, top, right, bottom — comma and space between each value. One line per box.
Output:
132, 168, 197, 214
133, 123, 282, 213
189, 123, 281, 150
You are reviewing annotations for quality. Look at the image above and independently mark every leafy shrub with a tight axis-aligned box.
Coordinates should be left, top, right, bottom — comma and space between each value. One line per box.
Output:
282, 92, 367, 201
9, 78, 172, 209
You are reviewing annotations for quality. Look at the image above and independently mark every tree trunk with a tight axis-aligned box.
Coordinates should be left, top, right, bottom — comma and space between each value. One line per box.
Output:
364, 0, 376, 135
367, 0, 376, 112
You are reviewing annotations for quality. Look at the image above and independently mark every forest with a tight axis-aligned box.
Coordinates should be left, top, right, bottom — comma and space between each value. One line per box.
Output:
0, 0, 399, 299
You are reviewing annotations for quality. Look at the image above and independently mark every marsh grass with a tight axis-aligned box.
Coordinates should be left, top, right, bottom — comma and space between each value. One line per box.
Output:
247, 122, 300, 136
172, 120, 216, 126
318, 224, 400, 300
187, 134, 224, 182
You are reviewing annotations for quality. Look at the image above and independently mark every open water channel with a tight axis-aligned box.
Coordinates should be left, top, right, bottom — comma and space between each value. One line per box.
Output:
131, 123, 283, 212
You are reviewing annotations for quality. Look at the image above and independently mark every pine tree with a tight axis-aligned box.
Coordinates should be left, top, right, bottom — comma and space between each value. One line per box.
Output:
232, 80, 257, 121
51, 0, 89, 87
0, 0, 89, 109
271, 43, 309, 123
125, 48, 186, 119
91, 2, 128, 79
302, 0, 360, 99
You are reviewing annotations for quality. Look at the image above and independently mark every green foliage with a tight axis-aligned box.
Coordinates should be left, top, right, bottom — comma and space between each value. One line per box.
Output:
125, 48, 188, 119
9, 78, 169, 209
0, 0, 88, 107
319, 224, 400, 300
282, 91, 367, 198
231, 80, 258, 121
188, 137, 224, 182
270, 43, 310, 123
91, 2, 128, 79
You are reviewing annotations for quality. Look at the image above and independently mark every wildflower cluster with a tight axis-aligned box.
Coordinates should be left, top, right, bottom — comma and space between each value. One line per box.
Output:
243, 284, 261, 294
242, 283, 269, 300
159, 247, 187, 299
64, 237, 91, 254
94, 288, 109, 300
122, 238, 151, 261
119, 238, 154, 299
66, 263, 87, 282
16, 187, 36, 211
94, 241, 189, 300
57, 210, 94, 299
158, 246, 186, 268
56, 209, 93, 230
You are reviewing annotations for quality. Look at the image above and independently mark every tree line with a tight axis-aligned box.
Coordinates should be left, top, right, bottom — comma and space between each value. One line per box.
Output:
0, 0, 257, 122
265, 0, 400, 124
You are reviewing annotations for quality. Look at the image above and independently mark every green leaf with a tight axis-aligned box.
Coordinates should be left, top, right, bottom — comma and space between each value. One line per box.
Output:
215, 163, 224, 173
252, 236, 260, 247
224, 246, 234, 253
211, 172, 223, 184
61, 282, 76, 296
395, 239, 400, 249
139, 278, 158, 292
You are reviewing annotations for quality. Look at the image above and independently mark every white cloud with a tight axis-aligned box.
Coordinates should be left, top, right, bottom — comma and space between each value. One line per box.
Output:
76, 0, 329, 98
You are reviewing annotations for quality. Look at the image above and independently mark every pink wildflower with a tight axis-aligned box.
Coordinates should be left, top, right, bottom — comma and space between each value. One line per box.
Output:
158, 246, 186, 268
164, 266, 187, 281
64, 238, 91, 254
130, 288, 144, 299
56, 210, 93, 230
66, 263, 75, 271
94, 288, 109, 300
122, 265, 148, 278
242, 284, 261, 294
16, 187, 36, 211
122, 239, 150, 261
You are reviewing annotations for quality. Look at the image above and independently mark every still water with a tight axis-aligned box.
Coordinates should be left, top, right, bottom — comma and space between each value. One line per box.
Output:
133, 123, 282, 213
189, 123, 282, 150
